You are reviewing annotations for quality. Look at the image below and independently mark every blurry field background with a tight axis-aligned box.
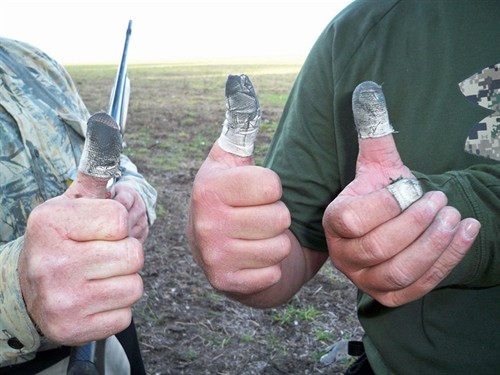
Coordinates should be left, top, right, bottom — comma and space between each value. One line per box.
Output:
67, 63, 361, 375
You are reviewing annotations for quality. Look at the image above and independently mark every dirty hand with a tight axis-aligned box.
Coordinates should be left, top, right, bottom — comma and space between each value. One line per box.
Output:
323, 82, 481, 307
188, 75, 292, 297
18, 113, 144, 345
112, 184, 149, 243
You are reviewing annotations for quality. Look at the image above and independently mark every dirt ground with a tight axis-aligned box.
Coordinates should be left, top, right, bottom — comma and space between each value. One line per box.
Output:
70, 63, 363, 375
135, 171, 363, 375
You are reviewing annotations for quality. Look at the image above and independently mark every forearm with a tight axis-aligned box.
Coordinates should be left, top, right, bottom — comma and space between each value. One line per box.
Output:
0, 237, 41, 366
226, 230, 328, 308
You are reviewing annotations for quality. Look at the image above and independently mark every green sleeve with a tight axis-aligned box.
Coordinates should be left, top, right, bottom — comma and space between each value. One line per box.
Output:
264, 19, 345, 253
415, 164, 500, 288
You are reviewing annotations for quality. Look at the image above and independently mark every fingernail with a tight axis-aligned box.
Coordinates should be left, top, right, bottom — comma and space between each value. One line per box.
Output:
463, 219, 481, 240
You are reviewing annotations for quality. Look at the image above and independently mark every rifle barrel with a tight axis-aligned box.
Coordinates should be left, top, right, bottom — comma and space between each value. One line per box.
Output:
109, 19, 132, 127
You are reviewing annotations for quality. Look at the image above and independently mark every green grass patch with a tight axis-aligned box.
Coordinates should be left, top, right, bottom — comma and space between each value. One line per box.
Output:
271, 304, 322, 326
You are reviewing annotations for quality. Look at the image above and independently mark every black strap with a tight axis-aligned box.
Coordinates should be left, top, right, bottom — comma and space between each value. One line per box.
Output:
348, 340, 365, 356
0, 320, 145, 375
0, 346, 71, 375
115, 319, 146, 375
344, 353, 375, 375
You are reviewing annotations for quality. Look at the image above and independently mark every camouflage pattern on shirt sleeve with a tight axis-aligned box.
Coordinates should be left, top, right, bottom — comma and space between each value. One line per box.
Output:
0, 237, 40, 366
459, 63, 500, 160
0, 38, 80, 366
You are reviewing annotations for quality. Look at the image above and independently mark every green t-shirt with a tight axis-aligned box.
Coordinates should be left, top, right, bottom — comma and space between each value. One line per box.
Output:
264, 0, 500, 374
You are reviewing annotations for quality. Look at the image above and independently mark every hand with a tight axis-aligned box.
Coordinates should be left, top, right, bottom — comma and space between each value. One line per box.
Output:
187, 75, 292, 298
322, 82, 481, 307
18, 113, 144, 345
112, 184, 149, 243
19, 197, 143, 345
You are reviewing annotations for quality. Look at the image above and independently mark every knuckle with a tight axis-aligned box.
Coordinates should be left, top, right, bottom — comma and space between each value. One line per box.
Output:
193, 213, 222, 240
45, 290, 77, 317
26, 204, 54, 236
358, 231, 387, 263
116, 309, 133, 332
376, 293, 404, 308
128, 275, 144, 303
424, 266, 448, 285
101, 311, 133, 340
431, 208, 462, 246
208, 271, 231, 292
429, 229, 454, 251
407, 201, 439, 228
115, 203, 130, 233
324, 201, 364, 238
201, 245, 227, 270
277, 233, 292, 257
134, 274, 144, 295
41, 301, 81, 343
276, 202, 291, 229
26, 205, 44, 226
367, 287, 410, 308
384, 264, 414, 290
105, 199, 129, 229
262, 169, 283, 201
191, 180, 218, 207
267, 265, 283, 286
127, 239, 144, 272
140, 225, 149, 239
190, 183, 206, 204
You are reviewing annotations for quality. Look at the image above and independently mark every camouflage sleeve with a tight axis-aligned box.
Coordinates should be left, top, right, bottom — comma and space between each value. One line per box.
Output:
117, 154, 157, 225
0, 236, 41, 366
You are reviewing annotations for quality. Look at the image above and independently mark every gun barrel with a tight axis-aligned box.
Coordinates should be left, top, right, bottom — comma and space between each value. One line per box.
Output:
109, 19, 132, 127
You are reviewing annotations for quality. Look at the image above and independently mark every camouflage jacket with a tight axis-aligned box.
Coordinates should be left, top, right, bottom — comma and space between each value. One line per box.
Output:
0, 37, 157, 366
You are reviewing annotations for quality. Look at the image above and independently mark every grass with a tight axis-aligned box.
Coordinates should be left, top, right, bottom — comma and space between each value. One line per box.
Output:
271, 304, 323, 326
315, 330, 337, 343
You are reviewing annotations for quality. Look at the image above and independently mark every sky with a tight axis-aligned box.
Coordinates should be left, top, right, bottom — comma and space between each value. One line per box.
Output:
1, 0, 353, 65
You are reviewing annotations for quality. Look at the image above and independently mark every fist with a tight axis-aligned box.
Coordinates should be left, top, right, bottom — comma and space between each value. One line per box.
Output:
19, 189, 144, 344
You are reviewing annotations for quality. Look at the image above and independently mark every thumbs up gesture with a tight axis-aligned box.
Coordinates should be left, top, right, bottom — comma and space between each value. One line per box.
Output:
323, 82, 481, 307
188, 75, 295, 303
18, 113, 144, 345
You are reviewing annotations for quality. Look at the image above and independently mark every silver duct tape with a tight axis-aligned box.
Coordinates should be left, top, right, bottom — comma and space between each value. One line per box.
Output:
218, 74, 262, 157
78, 112, 122, 179
386, 178, 423, 211
352, 81, 395, 139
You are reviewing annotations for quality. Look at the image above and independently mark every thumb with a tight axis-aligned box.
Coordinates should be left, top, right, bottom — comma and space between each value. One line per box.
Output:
65, 112, 122, 199
353, 81, 403, 172
352, 81, 423, 210
212, 74, 262, 167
